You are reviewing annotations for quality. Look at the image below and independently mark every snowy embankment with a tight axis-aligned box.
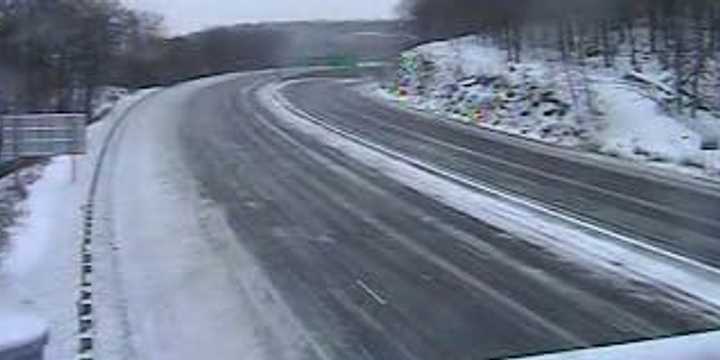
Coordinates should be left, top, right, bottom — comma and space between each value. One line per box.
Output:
376, 36, 720, 179
0, 89, 157, 359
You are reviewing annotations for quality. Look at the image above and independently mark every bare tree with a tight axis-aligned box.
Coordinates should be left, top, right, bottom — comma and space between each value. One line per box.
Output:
402, 0, 720, 118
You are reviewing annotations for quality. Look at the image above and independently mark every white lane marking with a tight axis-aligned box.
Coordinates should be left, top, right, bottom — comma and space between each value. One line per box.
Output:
356, 280, 388, 306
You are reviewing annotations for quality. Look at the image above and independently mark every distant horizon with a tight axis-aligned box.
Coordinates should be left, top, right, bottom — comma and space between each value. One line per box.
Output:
189, 17, 405, 29
122, 0, 403, 36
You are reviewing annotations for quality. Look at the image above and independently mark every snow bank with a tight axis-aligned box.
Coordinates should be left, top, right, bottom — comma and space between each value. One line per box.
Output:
594, 83, 701, 163
0, 311, 48, 353
409, 37, 506, 85
381, 35, 720, 179
0, 89, 155, 277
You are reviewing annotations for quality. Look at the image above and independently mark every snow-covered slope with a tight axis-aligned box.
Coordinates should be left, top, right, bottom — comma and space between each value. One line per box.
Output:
380, 35, 720, 178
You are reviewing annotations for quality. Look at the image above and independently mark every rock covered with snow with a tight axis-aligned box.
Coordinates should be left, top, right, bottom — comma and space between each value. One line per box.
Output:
390, 36, 590, 146
382, 35, 720, 178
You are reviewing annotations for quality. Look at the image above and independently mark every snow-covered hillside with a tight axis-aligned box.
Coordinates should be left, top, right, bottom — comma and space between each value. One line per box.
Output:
379, 35, 720, 177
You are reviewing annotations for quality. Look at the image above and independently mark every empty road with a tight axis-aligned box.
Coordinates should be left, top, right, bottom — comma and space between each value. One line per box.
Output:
161, 70, 720, 359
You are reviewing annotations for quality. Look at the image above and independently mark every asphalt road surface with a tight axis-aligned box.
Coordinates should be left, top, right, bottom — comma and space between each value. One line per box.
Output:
175, 71, 720, 360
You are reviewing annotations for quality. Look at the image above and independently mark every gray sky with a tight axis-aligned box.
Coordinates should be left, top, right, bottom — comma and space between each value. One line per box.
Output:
123, 0, 402, 35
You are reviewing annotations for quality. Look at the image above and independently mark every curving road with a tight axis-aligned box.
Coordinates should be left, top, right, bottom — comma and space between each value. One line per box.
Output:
281, 76, 720, 270
171, 70, 720, 359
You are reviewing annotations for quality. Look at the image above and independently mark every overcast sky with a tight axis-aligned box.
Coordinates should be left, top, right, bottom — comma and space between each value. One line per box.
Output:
123, 0, 402, 35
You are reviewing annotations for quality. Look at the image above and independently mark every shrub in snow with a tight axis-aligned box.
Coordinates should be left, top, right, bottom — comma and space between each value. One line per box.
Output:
0, 166, 45, 254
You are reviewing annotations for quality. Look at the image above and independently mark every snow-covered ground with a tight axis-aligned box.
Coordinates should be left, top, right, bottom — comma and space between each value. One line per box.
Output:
0, 89, 158, 359
0, 71, 324, 360
91, 74, 317, 360
0, 310, 47, 355
376, 35, 720, 180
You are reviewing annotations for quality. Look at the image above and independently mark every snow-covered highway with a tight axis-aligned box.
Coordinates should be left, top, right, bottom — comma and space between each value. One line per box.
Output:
4, 69, 720, 359
178, 70, 720, 358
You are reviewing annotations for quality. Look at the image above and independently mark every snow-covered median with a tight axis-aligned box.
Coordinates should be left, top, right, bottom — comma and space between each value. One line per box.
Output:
376, 35, 720, 180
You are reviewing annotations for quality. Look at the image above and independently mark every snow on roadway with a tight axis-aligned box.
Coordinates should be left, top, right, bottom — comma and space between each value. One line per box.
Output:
90, 73, 323, 360
263, 81, 720, 355
593, 82, 703, 164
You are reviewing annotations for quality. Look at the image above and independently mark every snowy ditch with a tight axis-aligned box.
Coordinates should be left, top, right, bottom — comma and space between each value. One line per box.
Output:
262, 79, 720, 330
